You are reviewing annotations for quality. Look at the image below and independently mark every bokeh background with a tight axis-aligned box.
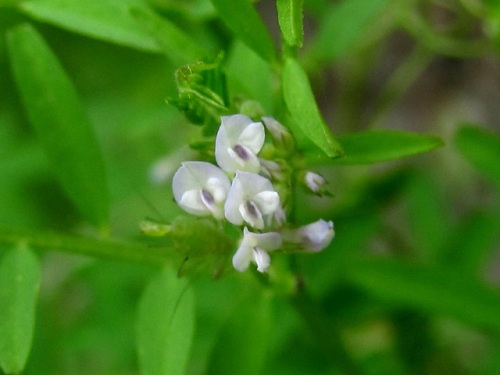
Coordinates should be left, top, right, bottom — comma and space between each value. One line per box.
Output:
1, 0, 499, 374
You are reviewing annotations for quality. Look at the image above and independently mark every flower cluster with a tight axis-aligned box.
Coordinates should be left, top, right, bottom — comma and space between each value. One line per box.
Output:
172, 114, 334, 273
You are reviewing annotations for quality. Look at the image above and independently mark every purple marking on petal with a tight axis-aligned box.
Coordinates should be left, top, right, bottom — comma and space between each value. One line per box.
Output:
245, 200, 259, 218
201, 189, 215, 206
233, 144, 250, 160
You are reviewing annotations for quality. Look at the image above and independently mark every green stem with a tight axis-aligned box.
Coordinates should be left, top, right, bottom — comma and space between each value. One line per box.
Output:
0, 227, 169, 265
290, 278, 363, 375
371, 45, 433, 129
400, 0, 492, 58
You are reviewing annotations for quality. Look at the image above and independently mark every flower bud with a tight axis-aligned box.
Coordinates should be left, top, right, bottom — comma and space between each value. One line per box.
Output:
283, 219, 334, 252
304, 171, 327, 195
262, 117, 293, 147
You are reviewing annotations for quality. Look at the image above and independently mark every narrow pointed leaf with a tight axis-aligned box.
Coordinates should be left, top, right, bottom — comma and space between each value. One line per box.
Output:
405, 172, 449, 261
210, 0, 275, 62
324, 130, 443, 165
455, 125, 500, 189
309, 0, 390, 61
19, 0, 161, 52
136, 268, 195, 375
0, 245, 41, 374
345, 259, 500, 332
7, 24, 109, 228
277, 0, 304, 47
130, 7, 208, 65
442, 209, 500, 275
282, 57, 343, 158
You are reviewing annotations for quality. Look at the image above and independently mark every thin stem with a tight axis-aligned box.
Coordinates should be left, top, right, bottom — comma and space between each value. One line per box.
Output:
0, 227, 169, 265
370, 45, 434, 129
290, 277, 363, 375
399, 0, 493, 58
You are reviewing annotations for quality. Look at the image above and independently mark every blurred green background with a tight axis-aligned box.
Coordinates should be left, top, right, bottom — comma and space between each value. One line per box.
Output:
1, 0, 500, 374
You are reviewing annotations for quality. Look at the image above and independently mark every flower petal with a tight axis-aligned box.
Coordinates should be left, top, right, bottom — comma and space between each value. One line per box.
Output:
244, 229, 282, 250
232, 242, 253, 272
253, 248, 270, 273
253, 191, 280, 215
295, 219, 335, 252
215, 115, 265, 173
226, 144, 261, 173
239, 201, 264, 229
238, 121, 265, 153
172, 161, 230, 217
225, 172, 280, 228
224, 173, 245, 225
232, 228, 282, 273
179, 190, 208, 216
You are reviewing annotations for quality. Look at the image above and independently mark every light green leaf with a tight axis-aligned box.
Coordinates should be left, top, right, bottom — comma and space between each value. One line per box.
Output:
282, 57, 343, 158
455, 125, 500, 189
7, 24, 109, 228
345, 259, 500, 332
130, 6, 208, 65
210, 0, 275, 62
324, 130, 443, 165
277, 0, 304, 47
207, 292, 272, 375
225, 41, 274, 112
0, 245, 41, 374
19, 0, 161, 52
136, 268, 195, 375
309, 0, 390, 61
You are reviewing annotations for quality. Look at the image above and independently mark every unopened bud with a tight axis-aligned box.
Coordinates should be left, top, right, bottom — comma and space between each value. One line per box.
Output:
304, 171, 327, 195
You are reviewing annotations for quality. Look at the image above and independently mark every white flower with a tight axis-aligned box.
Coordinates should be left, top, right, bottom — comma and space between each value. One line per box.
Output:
215, 114, 265, 173
305, 171, 326, 194
224, 171, 280, 229
232, 227, 282, 272
284, 219, 334, 252
172, 161, 231, 219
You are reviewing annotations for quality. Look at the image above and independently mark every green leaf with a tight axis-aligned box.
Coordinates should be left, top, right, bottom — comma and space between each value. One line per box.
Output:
136, 268, 195, 375
210, 0, 275, 62
455, 125, 500, 189
309, 0, 390, 61
0, 245, 41, 374
405, 171, 449, 262
130, 6, 208, 65
282, 57, 343, 158
225, 41, 274, 112
442, 208, 500, 275
19, 0, 161, 52
277, 0, 304, 47
324, 130, 443, 165
7, 24, 109, 228
345, 259, 500, 332
207, 292, 272, 375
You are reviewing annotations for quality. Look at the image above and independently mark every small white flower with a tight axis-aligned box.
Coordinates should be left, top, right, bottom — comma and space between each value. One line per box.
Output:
284, 219, 334, 252
305, 171, 326, 194
225, 171, 280, 229
215, 114, 265, 173
232, 227, 282, 272
172, 161, 231, 219
262, 116, 292, 146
